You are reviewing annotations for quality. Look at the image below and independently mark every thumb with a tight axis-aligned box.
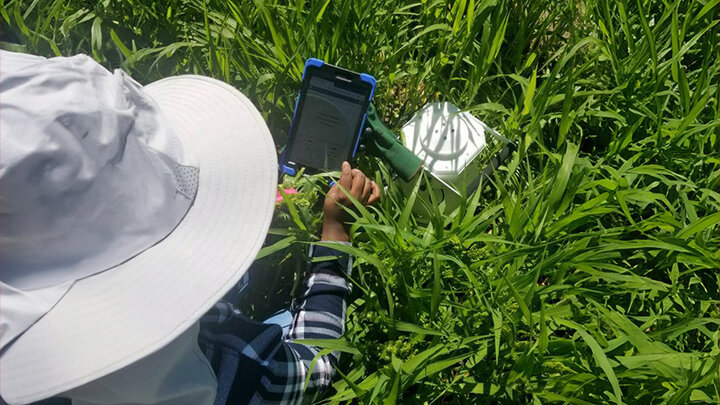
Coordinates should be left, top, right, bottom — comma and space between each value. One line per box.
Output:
339, 161, 353, 191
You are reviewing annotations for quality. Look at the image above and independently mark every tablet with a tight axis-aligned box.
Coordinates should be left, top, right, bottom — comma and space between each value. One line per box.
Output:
281, 59, 376, 175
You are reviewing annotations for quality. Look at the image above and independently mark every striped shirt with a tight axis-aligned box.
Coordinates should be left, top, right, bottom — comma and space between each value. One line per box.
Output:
197, 244, 353, 404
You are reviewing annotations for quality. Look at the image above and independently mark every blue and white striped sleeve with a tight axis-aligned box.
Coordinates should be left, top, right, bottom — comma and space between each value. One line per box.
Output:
198, 243, 353, 405
280, 243, 353, 403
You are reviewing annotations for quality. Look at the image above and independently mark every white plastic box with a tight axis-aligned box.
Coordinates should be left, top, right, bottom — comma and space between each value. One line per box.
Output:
400, 102, 512, 215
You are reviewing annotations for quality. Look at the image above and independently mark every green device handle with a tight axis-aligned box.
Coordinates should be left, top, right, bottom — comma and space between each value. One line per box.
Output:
363, 104, 423, 182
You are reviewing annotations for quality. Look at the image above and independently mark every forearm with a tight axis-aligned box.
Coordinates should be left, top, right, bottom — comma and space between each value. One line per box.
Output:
283, 244, 352, 401
287, 245, 352, 341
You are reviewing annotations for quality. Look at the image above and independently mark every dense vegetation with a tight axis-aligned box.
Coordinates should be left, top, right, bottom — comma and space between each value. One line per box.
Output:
3, 0, 718, 403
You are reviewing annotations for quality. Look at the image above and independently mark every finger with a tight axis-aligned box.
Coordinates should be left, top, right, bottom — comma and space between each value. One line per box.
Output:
360, 177, 372, 205
351, 169, 366, 199
368, 181, 381, 205
338, 161, 352, 192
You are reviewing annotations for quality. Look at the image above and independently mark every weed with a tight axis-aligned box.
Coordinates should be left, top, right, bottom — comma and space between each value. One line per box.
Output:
2, 0, 718, 403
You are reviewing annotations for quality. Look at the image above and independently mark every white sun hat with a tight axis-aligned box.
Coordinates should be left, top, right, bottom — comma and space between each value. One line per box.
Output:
0, 51, 277, 403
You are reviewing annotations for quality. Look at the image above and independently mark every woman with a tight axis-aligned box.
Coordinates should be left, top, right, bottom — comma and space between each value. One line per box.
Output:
0, 50, 378, 405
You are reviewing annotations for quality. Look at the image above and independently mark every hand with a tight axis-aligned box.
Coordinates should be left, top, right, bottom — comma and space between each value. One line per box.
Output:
321, 161, 381, 242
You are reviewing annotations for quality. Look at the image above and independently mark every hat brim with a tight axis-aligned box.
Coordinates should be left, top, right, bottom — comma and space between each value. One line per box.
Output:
1, 76, 278, 403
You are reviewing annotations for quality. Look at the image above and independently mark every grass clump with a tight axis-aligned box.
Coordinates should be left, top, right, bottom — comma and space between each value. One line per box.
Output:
3, 0, 718, 403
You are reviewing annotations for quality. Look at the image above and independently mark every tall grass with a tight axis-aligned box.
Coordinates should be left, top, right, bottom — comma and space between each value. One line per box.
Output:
3, 0, 719, 403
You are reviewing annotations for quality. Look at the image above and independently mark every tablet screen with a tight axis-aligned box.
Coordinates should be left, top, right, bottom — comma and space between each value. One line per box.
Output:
287, 75, 369, 171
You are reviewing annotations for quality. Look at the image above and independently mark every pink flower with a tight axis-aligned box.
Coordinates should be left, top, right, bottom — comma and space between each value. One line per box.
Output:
276, 187, 298, 203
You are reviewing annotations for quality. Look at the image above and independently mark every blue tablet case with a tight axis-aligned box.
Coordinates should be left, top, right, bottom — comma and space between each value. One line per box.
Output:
281, 58, 376, 176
